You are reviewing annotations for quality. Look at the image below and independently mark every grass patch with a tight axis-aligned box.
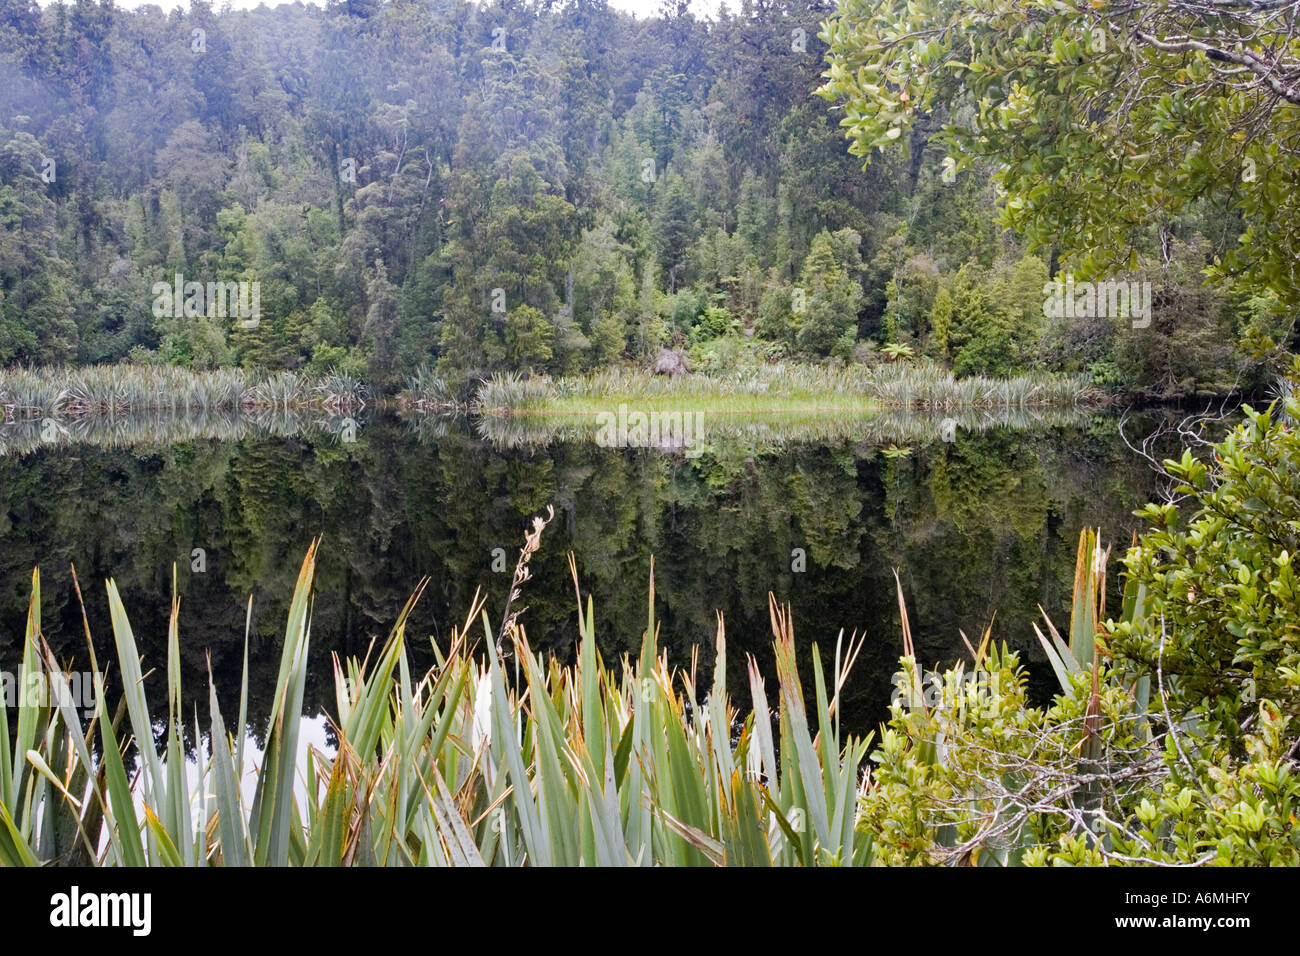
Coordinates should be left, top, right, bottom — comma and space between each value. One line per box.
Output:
472, 361, 1101, 416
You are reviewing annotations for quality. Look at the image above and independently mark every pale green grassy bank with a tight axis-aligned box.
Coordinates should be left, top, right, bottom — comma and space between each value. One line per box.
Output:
469, 362, 1100, 416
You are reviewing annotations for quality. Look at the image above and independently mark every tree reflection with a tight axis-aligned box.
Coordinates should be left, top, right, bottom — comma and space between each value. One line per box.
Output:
0, 411, 1180, 747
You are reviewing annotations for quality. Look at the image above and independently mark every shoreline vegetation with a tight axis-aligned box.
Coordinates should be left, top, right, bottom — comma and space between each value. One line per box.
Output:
3, 386, 1296, 866
0, 533, 869, 867
0, 361, 1103, 425
0, 366, 367, 422
459, 362, 1102, 415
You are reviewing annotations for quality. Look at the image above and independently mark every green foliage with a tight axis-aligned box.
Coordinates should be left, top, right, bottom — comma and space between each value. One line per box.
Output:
504, 306, 556, 371
0, 0, 1274, 396
0, 534, 873, 867
0, 365, 366, 417
572, 218, 638, 368
476, 359, 1097, 414
306, 343, 366, 380
945, 256, 1046, 378
882, 253, 938, 344
690, 303, 739, 343
1109, 389, 1300, 755
795, 230, 864, 357
927, 284, 953, 362
881, 342, 913, 363
818, 0, 1300, 315
755, 275, 797, 347
1108, 245, 1244, 399
669, 288, 705, 334
862, 390, 1300, 865
0, 128, 77, 363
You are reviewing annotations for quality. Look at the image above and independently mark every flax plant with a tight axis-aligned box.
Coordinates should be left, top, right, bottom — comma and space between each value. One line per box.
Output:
0, 517, 872, 867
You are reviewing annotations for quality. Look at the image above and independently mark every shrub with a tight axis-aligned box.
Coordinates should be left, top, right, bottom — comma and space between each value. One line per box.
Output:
861, 384, 1300, 865
1108, 391, 1300, 756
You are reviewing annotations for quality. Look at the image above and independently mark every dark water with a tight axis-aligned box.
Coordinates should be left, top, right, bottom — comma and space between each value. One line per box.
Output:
0, 408, 1187, 742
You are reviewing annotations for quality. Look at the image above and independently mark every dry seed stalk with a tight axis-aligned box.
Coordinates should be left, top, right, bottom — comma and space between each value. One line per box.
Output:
496, 505, 555, 656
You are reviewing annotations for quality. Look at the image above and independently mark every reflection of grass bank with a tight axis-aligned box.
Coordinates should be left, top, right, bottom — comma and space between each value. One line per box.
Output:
0, 365, 367, 420
470, 362, 1100, 415
0, 407, 366, 457
510, 394, 879, 415
472, 404, 1097, 454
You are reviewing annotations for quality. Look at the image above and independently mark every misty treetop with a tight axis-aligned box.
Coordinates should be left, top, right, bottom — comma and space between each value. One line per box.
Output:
0, 0, 1287, 398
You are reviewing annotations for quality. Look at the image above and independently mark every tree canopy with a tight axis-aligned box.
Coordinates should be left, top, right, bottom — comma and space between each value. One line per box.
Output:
820, 0, 1300, 316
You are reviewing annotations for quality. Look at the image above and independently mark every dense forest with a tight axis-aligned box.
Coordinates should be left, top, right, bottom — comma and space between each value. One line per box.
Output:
2, 0, 1300, 876
1, 0, 1288, 398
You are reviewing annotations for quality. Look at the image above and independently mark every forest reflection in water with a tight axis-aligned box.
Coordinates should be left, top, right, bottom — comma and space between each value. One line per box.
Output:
0, 405, 1189, 747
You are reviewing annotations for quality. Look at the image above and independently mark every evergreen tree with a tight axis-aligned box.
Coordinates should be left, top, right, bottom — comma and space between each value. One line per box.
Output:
795, 230, 862, 357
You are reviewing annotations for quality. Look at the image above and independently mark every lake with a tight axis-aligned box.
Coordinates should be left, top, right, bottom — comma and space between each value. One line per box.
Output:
0, 406, 1192, 743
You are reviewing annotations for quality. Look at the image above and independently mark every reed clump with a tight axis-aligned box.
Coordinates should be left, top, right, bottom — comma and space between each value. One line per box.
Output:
0, 366, 368, 420
398, 365, 461, 412
472, 361, 1100, 415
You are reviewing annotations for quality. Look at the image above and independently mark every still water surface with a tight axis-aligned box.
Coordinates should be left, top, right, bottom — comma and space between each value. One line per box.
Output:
0, 407, 1186, 741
